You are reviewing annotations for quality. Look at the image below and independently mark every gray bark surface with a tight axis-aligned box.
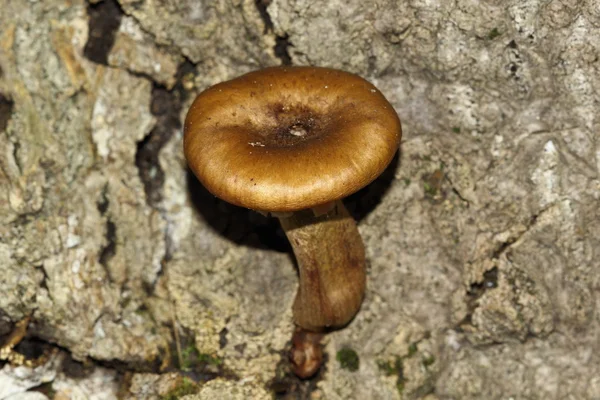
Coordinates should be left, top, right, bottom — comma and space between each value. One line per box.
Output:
0, 0, 599, 398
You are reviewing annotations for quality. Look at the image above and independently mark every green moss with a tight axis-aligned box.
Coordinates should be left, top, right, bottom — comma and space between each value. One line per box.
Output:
377, 357, 406, 394
423, 182, 437, 196
396, 381, 405, 393
198, 352, 223, 366
407, 342, 418, 357
161, 378, 198, 400
488, 28, 501, 40
422, 354, 435, 367
378, 342, 435, 395
179, 344, 222, 371
452, 126, 461, 134
403, 178, 411, 186
180, 345, 199, 371
336, 348, 359, 372
377, 357, 402, 376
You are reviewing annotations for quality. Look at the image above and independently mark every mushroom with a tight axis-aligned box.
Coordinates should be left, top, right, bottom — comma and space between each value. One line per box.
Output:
184, 66, 401, 376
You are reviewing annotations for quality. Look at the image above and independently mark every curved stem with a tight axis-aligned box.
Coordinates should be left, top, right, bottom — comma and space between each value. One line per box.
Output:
278, 200, 366, 332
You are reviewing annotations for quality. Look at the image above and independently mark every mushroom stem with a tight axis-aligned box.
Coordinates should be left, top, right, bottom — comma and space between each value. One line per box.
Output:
278, 200, 366, 332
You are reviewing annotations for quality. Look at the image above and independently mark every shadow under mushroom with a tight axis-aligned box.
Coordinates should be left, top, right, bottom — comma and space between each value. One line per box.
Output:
186, 151, 399, 254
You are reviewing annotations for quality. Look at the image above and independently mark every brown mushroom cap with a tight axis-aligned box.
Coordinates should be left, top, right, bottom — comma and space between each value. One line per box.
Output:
184, 66, 401, 212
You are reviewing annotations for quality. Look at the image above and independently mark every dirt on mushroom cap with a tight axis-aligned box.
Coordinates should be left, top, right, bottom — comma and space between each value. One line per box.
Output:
184, 66, 402, 212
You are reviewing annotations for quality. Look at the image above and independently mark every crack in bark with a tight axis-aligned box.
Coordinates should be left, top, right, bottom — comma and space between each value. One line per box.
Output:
134, 61, 194, 297
96, 185, 117, 282
135, 61, 193, 208
0, 93, 14, 134
0, 93, 19, 174
4, 322, 159, 377
218, 328, 228, 349
444, 174, 471, 207
37, 264, 50, 293
255, 0, 292, 65
456, 266, 499, 330
98, 220, 117, 279
11, 139, 21, 175
255, 0, 274, 33
83, 0, 124, 65
491, 208, 545, 261
274, 35, 293, 65
457, 206, 551, 331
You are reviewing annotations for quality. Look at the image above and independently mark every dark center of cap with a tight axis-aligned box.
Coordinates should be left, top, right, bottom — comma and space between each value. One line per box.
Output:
258, 104, 328, 147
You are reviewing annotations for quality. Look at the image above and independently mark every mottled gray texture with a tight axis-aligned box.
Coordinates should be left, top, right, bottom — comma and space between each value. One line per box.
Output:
183, 378, 272, 400
108, 16, 182, 89
0, 0, 167, 367
0, 0, 599, 398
